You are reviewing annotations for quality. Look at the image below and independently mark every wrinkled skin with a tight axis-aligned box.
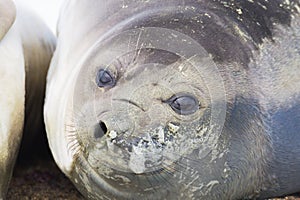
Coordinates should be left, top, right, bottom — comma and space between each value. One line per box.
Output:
0, 0, 56, 198
45, 0, 300, 199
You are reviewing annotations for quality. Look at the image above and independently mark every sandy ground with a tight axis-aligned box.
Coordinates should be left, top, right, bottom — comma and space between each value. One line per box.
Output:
6, 132, 84, 200
6, 134, 300, 200
7, 159, 83, 200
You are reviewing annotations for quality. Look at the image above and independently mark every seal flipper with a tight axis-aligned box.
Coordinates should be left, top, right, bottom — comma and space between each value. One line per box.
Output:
0, 0, 16, 41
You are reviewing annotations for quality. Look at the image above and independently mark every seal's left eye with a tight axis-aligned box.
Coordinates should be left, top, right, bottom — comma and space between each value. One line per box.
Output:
96, 69, 115, 87
164, 94, 199, 115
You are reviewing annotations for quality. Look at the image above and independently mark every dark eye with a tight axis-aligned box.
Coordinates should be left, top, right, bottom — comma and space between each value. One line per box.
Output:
164, 94, 199, 115
96, 69, 115, 87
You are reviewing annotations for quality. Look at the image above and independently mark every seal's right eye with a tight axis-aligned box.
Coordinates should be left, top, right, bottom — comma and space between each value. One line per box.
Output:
96, 69, 115, 87
164, 94, 199, 115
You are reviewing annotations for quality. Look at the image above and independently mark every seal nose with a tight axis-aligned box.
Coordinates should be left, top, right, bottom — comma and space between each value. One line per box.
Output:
94, 121, 107, 139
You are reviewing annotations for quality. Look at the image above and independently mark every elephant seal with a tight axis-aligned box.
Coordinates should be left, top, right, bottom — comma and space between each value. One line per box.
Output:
0, 0, 56, 198
44, 0, 300, 199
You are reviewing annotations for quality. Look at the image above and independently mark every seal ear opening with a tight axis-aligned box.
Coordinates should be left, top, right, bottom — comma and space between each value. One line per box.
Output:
0, 0, 16, 41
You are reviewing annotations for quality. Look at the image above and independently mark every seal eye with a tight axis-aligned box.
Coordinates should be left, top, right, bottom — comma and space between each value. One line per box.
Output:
164, 94, 199, 115
96, 69, 115, 87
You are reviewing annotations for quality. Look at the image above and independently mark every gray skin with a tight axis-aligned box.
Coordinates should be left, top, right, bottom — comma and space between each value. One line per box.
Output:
45, 0, 300, 199
0, 1, 56, 198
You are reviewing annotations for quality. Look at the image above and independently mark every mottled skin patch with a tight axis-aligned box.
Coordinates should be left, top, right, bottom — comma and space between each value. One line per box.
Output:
45, 0, 300, 199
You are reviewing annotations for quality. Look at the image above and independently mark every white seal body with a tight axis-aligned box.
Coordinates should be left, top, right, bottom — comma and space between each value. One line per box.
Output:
0, 1, 56, 198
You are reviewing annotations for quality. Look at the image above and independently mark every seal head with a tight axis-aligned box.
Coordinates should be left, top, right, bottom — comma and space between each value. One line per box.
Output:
45, 0, 300, 199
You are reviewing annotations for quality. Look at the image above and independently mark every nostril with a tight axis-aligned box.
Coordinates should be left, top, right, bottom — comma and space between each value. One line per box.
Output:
94, 121, 107, 139
99, 121, 107, 133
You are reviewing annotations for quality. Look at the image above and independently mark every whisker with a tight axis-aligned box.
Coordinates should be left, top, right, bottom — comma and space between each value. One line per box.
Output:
152, 170, 174, 188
